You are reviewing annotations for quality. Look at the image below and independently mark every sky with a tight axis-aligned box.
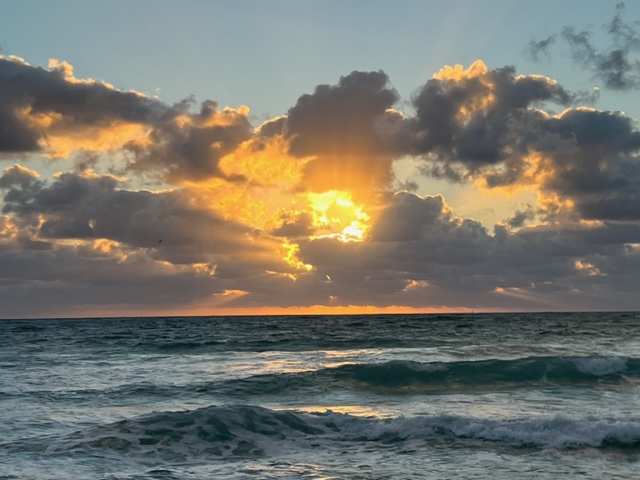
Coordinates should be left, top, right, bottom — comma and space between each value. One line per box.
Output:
2, 0, 640, 318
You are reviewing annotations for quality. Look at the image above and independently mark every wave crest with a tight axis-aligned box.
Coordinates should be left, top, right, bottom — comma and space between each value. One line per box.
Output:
212, 355, 640, 396
66, 405, 640, 460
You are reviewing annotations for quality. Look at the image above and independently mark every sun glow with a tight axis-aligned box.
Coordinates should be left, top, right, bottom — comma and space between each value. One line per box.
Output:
281, 240, 313, 272
307, 190, 371, 242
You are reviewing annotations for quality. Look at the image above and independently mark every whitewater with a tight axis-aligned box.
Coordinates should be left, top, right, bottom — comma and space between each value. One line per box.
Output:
2, 312, 640, 479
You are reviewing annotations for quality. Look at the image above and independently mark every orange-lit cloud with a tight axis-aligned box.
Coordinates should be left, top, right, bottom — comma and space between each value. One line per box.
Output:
0, 55, 167, 156
2, 54, 640, 318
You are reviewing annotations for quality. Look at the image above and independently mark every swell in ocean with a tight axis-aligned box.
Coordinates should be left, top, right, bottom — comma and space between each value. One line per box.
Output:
7, 404, 640, 465
212, 355, 639, 396
8, 355, 635, 402
4, 313, 640, 479
5, 355, 640, 466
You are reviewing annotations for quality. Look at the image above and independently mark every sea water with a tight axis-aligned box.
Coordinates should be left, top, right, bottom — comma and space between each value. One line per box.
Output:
2, 312, 640, 479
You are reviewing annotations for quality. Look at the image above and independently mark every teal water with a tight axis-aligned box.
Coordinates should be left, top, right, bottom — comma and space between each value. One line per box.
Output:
2, 312, 640, 479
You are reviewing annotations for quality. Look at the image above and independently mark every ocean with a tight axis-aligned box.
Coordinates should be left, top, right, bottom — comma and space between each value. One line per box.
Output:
2, 312, 640, 479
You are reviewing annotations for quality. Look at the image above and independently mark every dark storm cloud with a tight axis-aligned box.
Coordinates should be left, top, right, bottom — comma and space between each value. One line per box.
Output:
0, 163, 307, 317
0, 56, 169, 153
299, 192, 495, 290
0, 107, 41, 152
0, 164, 42, 191
408, 65, 571, 160
526, 3, 640, 90
367, 193, 452, 242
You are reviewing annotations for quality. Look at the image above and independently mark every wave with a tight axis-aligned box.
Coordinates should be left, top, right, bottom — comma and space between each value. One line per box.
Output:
330, 355, 639, 390
46, 404, 640, 460
22, 356, 639, 403
200, 355, 640, 396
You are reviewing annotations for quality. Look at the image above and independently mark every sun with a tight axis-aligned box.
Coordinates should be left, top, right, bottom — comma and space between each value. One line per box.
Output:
306, 190, 371, 242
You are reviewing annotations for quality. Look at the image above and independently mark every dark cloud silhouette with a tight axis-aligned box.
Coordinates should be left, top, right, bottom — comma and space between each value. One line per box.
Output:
125, 100, 253, 183
540, 108, 640, 220
367, 193, 452, 242
507, 207, 534, 229
257, 115, 287, 137
398, 63, 573, 184
0, 57, 169, 154
285, 70, 398, 157
0, 57, 253, 184
297, 192, 495, 296
0, 167, 281, 266
271, 211, 315, 238
283, 70, 401, 191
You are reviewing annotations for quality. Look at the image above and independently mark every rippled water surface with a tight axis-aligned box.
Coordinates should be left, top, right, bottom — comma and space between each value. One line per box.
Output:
2, 312, 640, 479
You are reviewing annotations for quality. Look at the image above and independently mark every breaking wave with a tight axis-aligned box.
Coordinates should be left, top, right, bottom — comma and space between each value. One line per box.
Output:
39, 404, 640, 461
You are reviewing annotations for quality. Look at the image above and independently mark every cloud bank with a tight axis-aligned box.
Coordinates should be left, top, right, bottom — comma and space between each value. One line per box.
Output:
1, 48, 640, 317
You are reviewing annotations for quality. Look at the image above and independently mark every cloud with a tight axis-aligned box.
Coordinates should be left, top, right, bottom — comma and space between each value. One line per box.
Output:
125, 100, 254, 183
270, 211, 315, 238
367, 192, 453, 242
0, 166, 293, 268
525, 35, 557, 62
506, 206, 534, 229
535, 108, 640, 221
389, 61, 640, 223
526, 2, 640, 90
210, 190, 640, 312
282, 70, 401, 192
397, 61, 574, 184
0, 56, 170, 156
0, 56, 255, 185
0, 244, 230, 318
285, 70, 398, 157
2, 54, 640, 316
